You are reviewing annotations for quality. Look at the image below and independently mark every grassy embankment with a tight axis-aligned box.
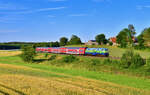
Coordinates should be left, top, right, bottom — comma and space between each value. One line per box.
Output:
0, 50, 150, 95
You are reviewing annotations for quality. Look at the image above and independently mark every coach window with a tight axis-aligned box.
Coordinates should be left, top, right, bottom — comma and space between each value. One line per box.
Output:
80, 50, 83, 52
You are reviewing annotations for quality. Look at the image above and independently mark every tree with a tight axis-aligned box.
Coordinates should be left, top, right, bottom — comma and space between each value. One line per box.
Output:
143, 28, 150, 47
127, 24, 136, 46
116, 29, 128, 48
20, 45, 36, 63
95, 34, 107, 45
128, 24, 136, 36
59, 37, 68, 46
55, 41, 60, 47
109, 41, 113, 46
69, 35, 82, 45
136, 32, 145, 49
147, 57, 150, 67
33, 42, 50, 48
50, 42, 60, 47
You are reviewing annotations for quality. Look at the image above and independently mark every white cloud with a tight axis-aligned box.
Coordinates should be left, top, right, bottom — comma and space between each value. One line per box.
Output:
49, 22, 56, 24
0, 1, 66, 23
92, 0, 105, 2
37, 7, 66, 12
0, 2, 27, 10
0, 30, 19, 33
0, 15, 23, 23
48, 0, 67, 2
137, 5, 150, 10
92, 0, 110, 2
2, 7, 67, 15
143, 5, 150, 8
48, 15, 56, 18
69, 14, 88, 17
0, 6, 66, 23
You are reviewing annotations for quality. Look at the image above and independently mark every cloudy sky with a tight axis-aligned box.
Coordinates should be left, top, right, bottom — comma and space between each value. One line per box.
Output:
0, 0, 150, 42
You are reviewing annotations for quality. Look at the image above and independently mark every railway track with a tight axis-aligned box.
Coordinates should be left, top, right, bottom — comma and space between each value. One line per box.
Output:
79, 54, 121, 60
40, 52, 121, 60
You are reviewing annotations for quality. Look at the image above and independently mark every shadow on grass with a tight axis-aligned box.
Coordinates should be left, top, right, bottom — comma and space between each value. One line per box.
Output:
0, 90, 9, 95
33, 59, 47, 63
33, 55, 57, 63
0, 84, 26, 95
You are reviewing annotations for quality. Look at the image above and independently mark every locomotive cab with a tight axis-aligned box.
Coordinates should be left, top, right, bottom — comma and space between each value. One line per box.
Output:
85, 48, 109, 57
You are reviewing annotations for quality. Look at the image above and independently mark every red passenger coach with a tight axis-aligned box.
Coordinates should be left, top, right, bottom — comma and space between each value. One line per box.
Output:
36, 47, 49, 52
36, 47, 87, 55
66, 47, 86, 55
47, 48, 52, 52
49, 47, 67, 54
58, 47, 67, 54
36, 47, 43, 52
50, 47, 59, 53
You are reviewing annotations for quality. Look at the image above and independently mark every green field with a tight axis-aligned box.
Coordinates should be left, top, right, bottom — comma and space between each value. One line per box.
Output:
0, 50, 150, 95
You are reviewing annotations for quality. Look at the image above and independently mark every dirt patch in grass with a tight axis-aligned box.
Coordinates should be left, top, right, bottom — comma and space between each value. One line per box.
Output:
0, 50, 21, 57
0, 64, 29, 70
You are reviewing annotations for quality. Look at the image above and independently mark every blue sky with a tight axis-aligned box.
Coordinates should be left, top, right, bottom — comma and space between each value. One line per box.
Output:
0, 0, 150, 42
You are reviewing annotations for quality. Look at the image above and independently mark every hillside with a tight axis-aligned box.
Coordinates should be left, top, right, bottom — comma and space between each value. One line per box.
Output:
0, 51, 150, 95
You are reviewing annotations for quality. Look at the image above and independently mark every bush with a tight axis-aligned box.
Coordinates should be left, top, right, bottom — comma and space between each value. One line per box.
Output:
91, 59, 101, 66
103, 59, 112, 64
45, 53, 49, 58
146, 58, 150, 72
21, 45, 36, 63
134, 45, 145, 50
48, 55, 57, 61
120, 40, 127, 48
146, 58, 150, 67
121, 49, 145, 69
84, 59, 101, 71
109, 42, 113, 46
62, 55, 78, 63
130, 54, 146, 69
103, 59, 121, 68
121, 50, 134, 68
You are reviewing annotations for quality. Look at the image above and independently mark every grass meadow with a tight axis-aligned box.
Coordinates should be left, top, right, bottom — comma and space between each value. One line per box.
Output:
0, 50, 150, 95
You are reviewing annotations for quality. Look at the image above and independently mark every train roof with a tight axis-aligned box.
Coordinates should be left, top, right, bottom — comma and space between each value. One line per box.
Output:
37, 47, 108, 50
36, 47, 49, 48
86, 48, 108, 50
65, 47, 86, 49
36, 47, 86, 49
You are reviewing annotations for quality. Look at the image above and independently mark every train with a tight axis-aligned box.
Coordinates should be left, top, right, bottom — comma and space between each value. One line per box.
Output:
36, 47, 109, 57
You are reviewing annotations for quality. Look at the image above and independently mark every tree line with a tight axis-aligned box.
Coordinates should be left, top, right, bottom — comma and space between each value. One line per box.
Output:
58, 24, 150, 50
0, 35, 82, 50
1, 24, 150, 50
57, 24, 150, 50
